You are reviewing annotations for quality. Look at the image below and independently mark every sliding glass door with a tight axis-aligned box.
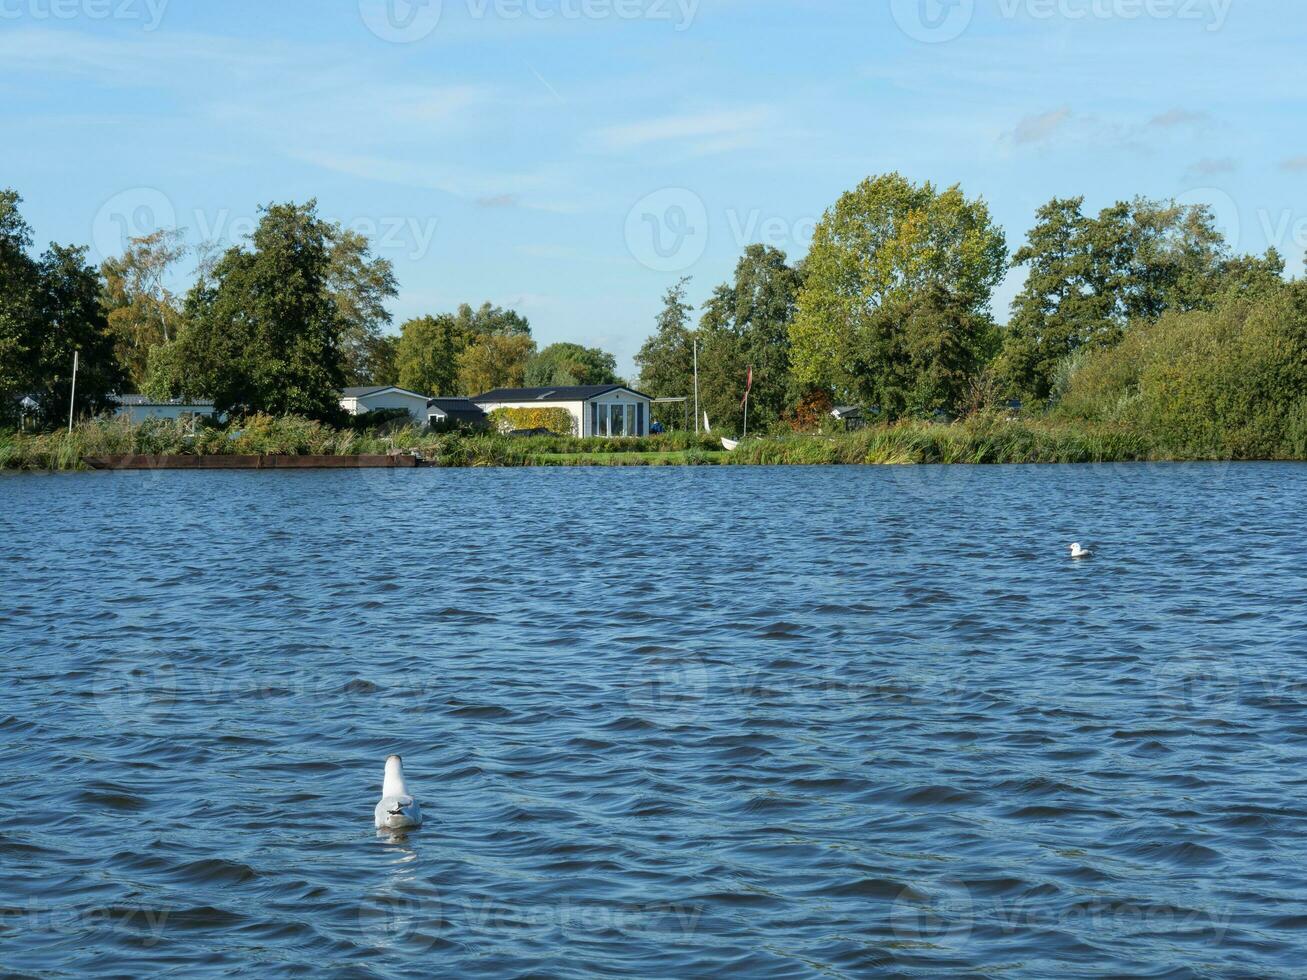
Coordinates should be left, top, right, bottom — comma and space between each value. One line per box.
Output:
590, 402, 646, 437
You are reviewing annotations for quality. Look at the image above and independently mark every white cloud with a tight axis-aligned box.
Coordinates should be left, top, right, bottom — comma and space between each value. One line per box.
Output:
586, 107, 777, 154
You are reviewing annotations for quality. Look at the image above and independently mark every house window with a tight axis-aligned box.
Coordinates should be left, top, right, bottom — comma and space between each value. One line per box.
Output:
636, 403, 645, 436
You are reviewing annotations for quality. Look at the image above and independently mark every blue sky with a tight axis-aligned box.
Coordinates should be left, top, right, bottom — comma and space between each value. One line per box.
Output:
3, 0, 1304, 377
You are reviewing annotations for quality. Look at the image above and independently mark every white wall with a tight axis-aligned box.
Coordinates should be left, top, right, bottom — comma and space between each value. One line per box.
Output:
342, 390, 430, 424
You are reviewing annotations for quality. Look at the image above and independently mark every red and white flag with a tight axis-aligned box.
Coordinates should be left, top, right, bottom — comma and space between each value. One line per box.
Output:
741, 366, 753, 407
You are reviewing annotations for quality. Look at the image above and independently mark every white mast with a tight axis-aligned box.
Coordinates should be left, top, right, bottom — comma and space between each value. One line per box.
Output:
67, 350, 79, 434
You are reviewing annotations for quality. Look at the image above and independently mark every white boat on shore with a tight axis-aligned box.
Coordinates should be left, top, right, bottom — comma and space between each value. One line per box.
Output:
721, 438, 739, 452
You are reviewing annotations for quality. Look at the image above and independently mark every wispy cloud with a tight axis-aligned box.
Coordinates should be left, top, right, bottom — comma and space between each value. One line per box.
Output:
586, 107, 777, 155
1148, 108, 1211, 129
1280, 156, 1307, 173
1006, 107, 1072, 146
1185, 157, 1238, 178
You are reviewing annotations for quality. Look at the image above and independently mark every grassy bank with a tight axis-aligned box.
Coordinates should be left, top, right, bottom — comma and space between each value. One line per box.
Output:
0, 411, 1207, 472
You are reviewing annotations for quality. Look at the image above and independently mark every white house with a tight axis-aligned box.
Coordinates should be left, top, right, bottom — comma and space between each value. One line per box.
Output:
474, 385, 654, 437
340, 386, 434, 425
111, 395, 221, 424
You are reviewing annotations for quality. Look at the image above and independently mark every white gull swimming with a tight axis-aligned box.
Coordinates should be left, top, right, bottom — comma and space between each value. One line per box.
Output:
374, 755, 422, 831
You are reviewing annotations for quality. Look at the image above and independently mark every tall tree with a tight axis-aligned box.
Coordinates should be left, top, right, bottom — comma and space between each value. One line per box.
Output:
790, 173, 1007, 416
525, 342, 621, 387
456, 333, 536, 394
327, 225, 398, 386
0, 190, 39, 423
169, 200, 345, 421
698, 244, 802, 434
635, 277, 696, 426
395, 302, 531, 396
100, 228, 187, 390
997, 196, 1269, 403
31, 244, 124, 424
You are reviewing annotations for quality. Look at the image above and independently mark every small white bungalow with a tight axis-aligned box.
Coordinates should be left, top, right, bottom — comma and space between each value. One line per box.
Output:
474, 385, 654, 437
340, 386, 434, 425
112, 395, 221, 424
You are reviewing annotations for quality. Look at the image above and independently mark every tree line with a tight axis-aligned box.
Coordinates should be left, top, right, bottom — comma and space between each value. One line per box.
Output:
0, 193, 620, 428
3, 176, 1303, 456
634, 172, 1302, 453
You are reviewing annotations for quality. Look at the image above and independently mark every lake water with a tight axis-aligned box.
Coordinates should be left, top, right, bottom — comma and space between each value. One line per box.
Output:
2, 463, 1306, 977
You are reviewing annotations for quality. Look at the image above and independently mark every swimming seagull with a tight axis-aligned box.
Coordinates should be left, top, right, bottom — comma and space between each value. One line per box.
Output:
374, 755, 423, 831
1069, 543, 1093, 559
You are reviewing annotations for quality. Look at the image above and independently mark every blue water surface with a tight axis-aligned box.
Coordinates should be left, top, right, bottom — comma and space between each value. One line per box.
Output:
1, 463, 1305, 977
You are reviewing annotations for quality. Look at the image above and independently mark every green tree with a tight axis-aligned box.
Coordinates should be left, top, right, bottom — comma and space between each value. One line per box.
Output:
31, 243, 124, 424
790, 173, 1007, 416
456, 333, 536, 394
0, 190, 123, 425
364, 333, 399, 386
100, 228, 187, 391
697, 245, 802, 434
395, 302, 531, 396
0, 189, 39, 423
636, 277, 696, 427
327, 225, 398, 386
169, 200, 345, 421
525, 342, 621, 387
998, 196, 1278, 404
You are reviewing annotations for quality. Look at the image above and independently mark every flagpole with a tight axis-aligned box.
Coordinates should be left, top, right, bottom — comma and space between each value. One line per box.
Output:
744, 389, 749, 440
67, 350, 79, 435
693, 338, 700, 435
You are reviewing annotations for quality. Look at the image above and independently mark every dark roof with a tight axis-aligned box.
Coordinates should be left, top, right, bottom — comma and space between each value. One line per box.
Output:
112, 394, 215, 407
341, 385, 430, 400
427, 397, 487, 422
474, 385, 649, 403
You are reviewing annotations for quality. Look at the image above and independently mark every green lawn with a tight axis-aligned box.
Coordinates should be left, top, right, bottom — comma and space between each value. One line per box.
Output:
532, 450, 731, 466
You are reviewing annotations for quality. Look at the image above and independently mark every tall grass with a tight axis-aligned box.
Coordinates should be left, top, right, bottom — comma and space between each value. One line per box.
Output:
0, 411, 1177, 472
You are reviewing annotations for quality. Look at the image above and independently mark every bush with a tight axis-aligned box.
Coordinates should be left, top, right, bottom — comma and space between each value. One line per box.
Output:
486, 406, 577, 436
1057, 293, 1307, 459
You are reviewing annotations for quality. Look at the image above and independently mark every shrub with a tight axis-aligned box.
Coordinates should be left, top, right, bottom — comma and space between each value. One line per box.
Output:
487, 406, 577, 436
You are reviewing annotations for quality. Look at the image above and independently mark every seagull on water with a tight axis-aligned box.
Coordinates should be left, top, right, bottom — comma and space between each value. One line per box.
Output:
1069, 543, 1093, 559
374, 755, 423, 831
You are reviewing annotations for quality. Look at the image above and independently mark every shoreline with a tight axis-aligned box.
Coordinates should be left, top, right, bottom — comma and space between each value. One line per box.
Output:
4, 416, 1303, 471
